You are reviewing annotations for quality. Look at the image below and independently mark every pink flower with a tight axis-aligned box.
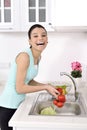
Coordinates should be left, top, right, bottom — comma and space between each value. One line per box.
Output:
71, 61, 82, 72
71, 61, 82, 78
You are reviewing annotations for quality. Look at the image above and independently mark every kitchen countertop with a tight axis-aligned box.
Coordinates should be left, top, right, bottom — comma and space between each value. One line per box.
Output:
9, 85, 87, 130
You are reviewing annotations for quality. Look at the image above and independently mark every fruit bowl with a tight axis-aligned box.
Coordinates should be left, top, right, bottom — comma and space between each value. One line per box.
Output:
49, 81, 72, 94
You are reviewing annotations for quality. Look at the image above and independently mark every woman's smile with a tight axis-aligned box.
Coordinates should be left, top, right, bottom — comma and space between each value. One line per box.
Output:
36, 42, 45, 46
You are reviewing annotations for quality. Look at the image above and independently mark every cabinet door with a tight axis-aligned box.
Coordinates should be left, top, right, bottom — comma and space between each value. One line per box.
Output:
53, 0, 87, 27
21, 0, 53, 31
0, 0, 20, 32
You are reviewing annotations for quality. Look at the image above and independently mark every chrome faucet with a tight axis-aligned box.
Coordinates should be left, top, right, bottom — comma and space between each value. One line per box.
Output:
60, 72, 77, 101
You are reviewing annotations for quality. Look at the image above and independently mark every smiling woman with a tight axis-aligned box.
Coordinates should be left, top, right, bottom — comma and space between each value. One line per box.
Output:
28, 24, 48, 51
0, 24, 59, 130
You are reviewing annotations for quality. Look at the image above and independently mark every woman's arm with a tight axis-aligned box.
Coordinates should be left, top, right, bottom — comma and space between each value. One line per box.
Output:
15, 53, 59, 99
28, 79, 45, 86
28, 80, 59, 98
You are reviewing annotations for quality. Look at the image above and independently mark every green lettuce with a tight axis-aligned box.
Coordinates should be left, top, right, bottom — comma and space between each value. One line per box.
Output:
40, 106, 57, 115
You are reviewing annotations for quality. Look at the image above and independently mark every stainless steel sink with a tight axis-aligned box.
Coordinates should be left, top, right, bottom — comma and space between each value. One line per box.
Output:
29, 93, 87, 116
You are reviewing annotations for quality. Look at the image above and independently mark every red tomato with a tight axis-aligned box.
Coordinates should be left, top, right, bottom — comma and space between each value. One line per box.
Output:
57, 101, 64, 107
58, 95, 66, 103
53, 99, 58, 106
56, 88, 63, 94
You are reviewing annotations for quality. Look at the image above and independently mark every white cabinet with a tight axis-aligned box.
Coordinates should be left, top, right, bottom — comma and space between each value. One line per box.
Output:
21, 0, 53, 31
53, 0, 87, 32
0, 0, 54, 32
53, 0, 87, 26
0, 0, 20, 31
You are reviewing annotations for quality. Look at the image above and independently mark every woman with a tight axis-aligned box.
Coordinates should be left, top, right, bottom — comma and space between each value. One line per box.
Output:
0, 24, 59, 130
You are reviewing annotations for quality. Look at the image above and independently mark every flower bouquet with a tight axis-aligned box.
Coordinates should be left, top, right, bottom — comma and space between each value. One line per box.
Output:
71, 61, 82, 78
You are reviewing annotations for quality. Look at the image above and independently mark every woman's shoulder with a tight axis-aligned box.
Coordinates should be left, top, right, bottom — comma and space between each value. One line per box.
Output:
16, 49, 31, 64
16, 48, 31, 58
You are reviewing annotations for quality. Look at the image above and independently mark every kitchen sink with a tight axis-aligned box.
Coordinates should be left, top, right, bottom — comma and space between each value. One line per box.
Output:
29, 93, 87, 116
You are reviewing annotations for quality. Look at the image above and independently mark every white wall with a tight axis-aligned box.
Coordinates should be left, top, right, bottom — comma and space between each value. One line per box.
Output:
0, 32, 87, 83
0, 32, 28, 62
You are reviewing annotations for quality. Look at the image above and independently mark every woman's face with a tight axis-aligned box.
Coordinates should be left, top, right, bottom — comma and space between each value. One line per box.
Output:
29, 27, 48, 52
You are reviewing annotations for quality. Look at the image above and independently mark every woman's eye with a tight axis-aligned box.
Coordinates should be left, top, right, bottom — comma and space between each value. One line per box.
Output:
34, 35, 38, 38
42, 35, 46, 37
33, 34, 46, 38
